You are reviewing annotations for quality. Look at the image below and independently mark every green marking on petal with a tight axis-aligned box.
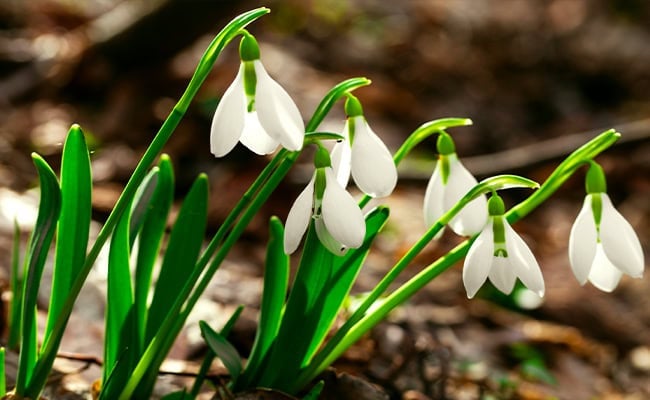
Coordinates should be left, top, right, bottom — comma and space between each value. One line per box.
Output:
492, 216, 506, 244
243, 61, 257, 99
591, 193, 602, 239
585, 161, 607, 194
440, 154, 451, 185
315, 168, 327, 200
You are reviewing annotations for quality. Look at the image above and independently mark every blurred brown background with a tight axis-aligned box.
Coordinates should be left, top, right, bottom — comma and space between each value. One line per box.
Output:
0, 0, 648, 399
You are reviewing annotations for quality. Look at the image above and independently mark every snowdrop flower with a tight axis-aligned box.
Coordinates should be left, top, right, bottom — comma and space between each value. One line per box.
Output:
330, 95, 397, 197
284, 146, 366, 255
210, 34, 304, 157
568, 162, 644, 291
423, 132, 487, 236
463, 194, 545, 298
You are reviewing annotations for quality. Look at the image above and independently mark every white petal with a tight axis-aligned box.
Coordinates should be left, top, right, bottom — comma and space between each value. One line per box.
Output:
239, 112, 279, 155
423, 161, 445, 228
488, 256, 518, 295
350, 117, 397, 197
315, 218, 348, 256
283, 176, 315, 254
331, 137, 351, 188
599, 194, 645, 278
321, 168, 365, 248
588, 244, 623, 292
210, 64, 246, 157
462, 220, 494, 298
254, 61, 305, 151
445, 155, 487, 236
504, 221, 545, 297
568, 195, 598, 284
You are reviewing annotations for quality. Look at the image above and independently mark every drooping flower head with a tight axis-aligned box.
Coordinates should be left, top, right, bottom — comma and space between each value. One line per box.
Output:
463, 194, 545, 298
331, 95, 398, 197
423, 132, 487, 236
284, 145, 366, 255
568, 161, 644, 291
211, 34, 304, 157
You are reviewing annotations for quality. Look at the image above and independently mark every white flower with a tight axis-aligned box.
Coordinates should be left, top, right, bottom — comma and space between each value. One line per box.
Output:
423, 153, 487, 236
331, 115, 397, 198
568, 193, 644, 291
284, 167, 366, 255
463, 216, 545, 299
210, 59, 304, 157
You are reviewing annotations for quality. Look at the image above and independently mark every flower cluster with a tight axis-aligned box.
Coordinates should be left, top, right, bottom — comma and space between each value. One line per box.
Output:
421, 133, 644, 298
208, 32, 644, 295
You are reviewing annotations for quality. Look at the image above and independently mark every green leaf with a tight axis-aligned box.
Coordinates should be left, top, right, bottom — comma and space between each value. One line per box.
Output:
101, 205, 136, 397
235, 217, 289, 390
145, 174, 208, 344
44, 125, 92, 347
8, 220, 23, 349
160, 390, 192, 400
190, 305, 244, 397
0, 347, 6, 397
15, 154, 61, 395
259, 207, 389, 391
134, 155, 174, 351
199, 321, 243, 380
128, 166, 160, 248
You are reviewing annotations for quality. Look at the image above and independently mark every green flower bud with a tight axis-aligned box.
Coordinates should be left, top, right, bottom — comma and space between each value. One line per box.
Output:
488, 194, 505, 216
314, 145, 332, 169
344, 95, 364, 117
239, 34, 261, 61
436, 132, 456, 156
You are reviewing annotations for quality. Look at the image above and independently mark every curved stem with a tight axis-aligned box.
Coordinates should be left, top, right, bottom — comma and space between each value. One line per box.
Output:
303, 129, 620, 384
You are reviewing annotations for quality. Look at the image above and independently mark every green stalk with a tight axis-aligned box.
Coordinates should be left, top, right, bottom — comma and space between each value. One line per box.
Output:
302, 129, 620, 385
25, 9, 270, 399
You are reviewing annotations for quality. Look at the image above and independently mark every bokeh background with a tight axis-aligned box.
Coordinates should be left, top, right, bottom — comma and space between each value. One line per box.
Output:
0, 0, 649, 399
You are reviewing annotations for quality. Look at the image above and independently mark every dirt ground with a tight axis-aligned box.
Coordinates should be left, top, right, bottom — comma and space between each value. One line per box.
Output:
0, 1, 648, 399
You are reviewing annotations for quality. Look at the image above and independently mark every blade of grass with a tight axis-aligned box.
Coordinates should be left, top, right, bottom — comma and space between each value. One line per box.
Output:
134, 155, 174, 352
190, 305, 244, 397
0, 347, 6, 397
101, 209, 136, 398
235, 217, 290, 390
8, 220, 22, 349
145, 174, 208, 344
43, 125, 92, 348
199, 321, 242, 381
15, 154, 61, 395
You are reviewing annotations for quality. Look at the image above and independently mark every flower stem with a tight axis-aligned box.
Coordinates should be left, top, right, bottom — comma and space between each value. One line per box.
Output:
302, 129, 620, 386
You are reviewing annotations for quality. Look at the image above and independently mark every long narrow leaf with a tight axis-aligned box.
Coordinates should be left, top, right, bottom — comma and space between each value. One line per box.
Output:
101, 207, 136, 397
43, 125, 92, 346
235, 217, 289, 390
8, 220, 22, 349
15, 154, 61, 395
134, 155, 174, 351
199, 321, 242, 381
190, 305, 244, 397
145, 174, 208, 344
